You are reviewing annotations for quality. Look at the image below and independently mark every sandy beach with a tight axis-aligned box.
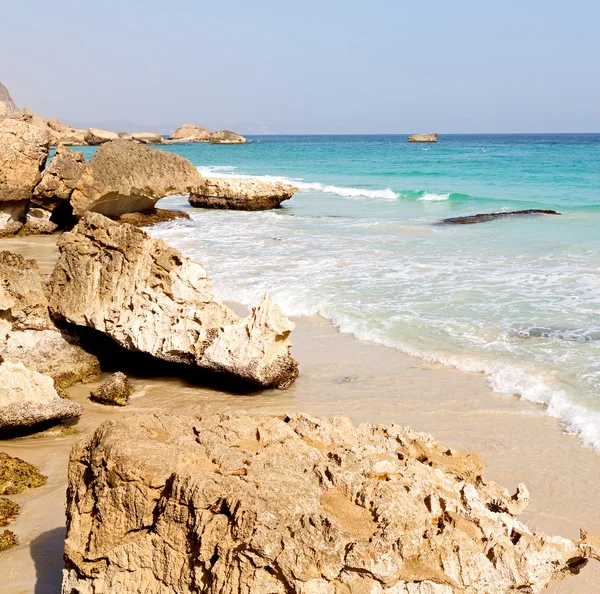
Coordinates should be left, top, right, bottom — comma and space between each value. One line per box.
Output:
1, 234, 599, 593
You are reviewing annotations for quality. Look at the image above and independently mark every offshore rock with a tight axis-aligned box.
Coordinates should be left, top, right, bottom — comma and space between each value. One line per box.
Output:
209, 129, 247, 144
84, 128, 119, 145
439, 209, 562, 225
130, 132, 164, 144
168, 123, 213, 143
0, 362, 83, 430
47, 213, 298, 389
90, 372, 133, 406
110, 208, 190, 228
61, 412, 600, 594
69, 139, 203, 217
408, 133, 438, 142
189, 177, 299, 210
0, 82, 20, 118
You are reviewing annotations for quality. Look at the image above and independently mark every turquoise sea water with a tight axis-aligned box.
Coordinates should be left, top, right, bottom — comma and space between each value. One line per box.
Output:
96, 135, 600, 450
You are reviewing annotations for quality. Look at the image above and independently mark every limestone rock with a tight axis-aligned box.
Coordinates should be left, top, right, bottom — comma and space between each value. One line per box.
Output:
130, 132, 164, 144
20, 108, 86, 146
168, 124, 213, 143
61, 412, 600, 594
0, 530, 17, 551
84, 128, 119, 145
69, 139, 203, 217
90, 372, 133, 406
189, 177, 299, 210
20, 207, 58, 235
110, 208, 190, 227
408, 133, 438, 142
0, 201, 27, 237
0, 452, 46, 495
0, 82, 20, 118
0, 362, 83, 430
33, 145, 86, 209
47, 213, 298, 389
0, 497, 19, 527
209, 129, 247, 144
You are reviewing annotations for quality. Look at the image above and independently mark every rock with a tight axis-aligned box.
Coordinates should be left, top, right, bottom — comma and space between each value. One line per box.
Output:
0, 202, 27, 238
189, 177, 299, 210
61, 412, 600, 594
168, 124, 213, 143
408, 133, 438, 142
84, 128, 120, 145
32, 145, 86, 210
69, 139, 203, 217
0, 362, 83, 430
0, 451, 46, 495
209, 129, 247, 144
90, 372, 133, 406
439, 210, 562, 225
20, 108, 87, 146
0, 530, 17, 551
47, 213, 298, 389
110, 208, 190, 227
20, 207, 58, 235
130, 132, 164, 144
0, 498, 19, 527
0, 82, 20, 118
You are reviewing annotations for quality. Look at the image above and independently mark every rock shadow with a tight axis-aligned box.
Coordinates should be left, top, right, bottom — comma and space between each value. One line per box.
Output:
30, 526, 65, 594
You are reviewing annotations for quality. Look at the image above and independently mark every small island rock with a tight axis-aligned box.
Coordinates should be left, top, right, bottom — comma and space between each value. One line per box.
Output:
168, 123, 213, 143
408, 133, 438, 142
130, 132, 164, 144
84, 128, 120, 145
90, 372, 133, 406
209, 129, 247, 144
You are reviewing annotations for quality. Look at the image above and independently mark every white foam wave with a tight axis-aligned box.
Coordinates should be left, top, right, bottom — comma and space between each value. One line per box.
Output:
419, 192, 451, 201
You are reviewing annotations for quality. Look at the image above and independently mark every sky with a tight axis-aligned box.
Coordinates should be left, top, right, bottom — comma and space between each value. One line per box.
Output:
3, 0, 599, 133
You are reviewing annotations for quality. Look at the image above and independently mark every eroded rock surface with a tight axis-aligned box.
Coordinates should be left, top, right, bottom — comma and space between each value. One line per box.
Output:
62, 412, 600, 593
84, 128, 119, 145
90, 372, 133, 406
19, 108, 87, 146
209, 129, 247, 144
189, 177, 299, 210
130, 132, 164, 144
408, 133, 438, 142
69, 139, 203, 217
48, 213, 298, 389
439, 210, 562, 225
168, 123, 213, 143
0, 82, 20, 118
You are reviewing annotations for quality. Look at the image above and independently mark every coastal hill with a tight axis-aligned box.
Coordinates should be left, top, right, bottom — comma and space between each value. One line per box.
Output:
0, 82, 20, 117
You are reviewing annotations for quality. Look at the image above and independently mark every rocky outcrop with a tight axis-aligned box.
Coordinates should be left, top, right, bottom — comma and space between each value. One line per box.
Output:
61, 412, 600, 594
21, 207, 58, 235
209, 129, 247, 144
90, 372, 133, 406
69, 139, 203, 217
0, 251, 100, 389
189, 177, 299, 210
47, 213, 298, 389
0, 362, 83, 430
110, 208, 190, 227
408, 133, 438, 142
439, 210, 562, 225
20, 108, 87, 146
130, 132, 164, 144
0, 82, 20, 118
84, 128, 119, 145
168, 123, 213, 143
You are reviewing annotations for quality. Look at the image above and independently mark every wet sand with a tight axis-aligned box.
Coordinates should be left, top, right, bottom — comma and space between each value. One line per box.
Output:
1, 236, 599, 593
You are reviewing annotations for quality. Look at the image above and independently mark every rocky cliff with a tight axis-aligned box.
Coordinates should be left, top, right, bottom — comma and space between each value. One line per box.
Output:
0, 82, 20, 118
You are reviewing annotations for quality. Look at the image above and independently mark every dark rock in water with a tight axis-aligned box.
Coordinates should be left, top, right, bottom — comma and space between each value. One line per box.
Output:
0, 529, 17, 551
439, 209, 561, 225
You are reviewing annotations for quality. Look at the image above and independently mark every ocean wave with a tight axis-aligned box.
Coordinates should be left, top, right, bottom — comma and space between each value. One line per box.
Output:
418, 192, 451, 201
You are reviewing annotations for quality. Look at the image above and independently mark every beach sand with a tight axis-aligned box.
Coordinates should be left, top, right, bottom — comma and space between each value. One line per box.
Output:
1, 236, 599, 593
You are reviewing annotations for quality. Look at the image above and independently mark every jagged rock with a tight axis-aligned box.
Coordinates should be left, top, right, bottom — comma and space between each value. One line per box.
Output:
0, 452, 46, 494
18, 108, 87, 146
130, 132, 164, 144
110, 208, 190, 227
439, 210, 562, 225
84, 128, 119, 145
0, 82, 20, 118
20, 207, 58, 235
0, 362, 83, 430
47, 213, 298, 389
61, 412, 600, 594
189, 177, 299, 210
0, 529, 17, 551
408, 133, 438, 142
33, 145, 86, 210
0, 202, 27, 238
209, 129, 247, 144
168, 124, 213, 143
0, 251, 100, 388
90, 372, 133, 406
0, 498, 19, 527
69, 140, 203, 217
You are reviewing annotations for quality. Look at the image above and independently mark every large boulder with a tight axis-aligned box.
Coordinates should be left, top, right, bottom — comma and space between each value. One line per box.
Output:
47, 213, 298, 389
19, 108, 87, 146
408, 133, 438, 142
84, 128, 119, 145
90, 372, 133, 406
189, 177, 299, 210
130, 132, 164, 144
0, 362, 82, 430
61, 412, 600, 594
69, 139, 203, 217
0, 82, 20, 118
209, 129, 247, 144
168, 123, 213, 143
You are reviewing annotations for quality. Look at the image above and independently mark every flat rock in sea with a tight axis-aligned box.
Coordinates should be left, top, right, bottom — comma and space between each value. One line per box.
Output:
84, 128, 119, 145
439, 209, 562, 225
209, 129, 247, 144
189, 177, 299, 210
62, 412, 600, 594
130, 132, 164, 144
168, 123, 213, 143
408, 132, 438, 142
47, 212, 299, 389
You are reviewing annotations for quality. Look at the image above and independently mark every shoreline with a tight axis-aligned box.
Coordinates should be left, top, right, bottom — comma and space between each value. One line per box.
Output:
1, 234, 600, 592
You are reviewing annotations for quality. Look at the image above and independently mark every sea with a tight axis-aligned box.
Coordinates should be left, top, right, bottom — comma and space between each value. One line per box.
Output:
82, 134, 600, 451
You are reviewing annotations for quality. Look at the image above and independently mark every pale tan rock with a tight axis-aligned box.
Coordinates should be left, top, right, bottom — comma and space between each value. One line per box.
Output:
168, 124, 213, 143
189, 177, 299, 210
84, 128, 119, 145
47, 213, 298, 389
0, 82, 20, 118
130, 132, 164, 144
33, 144, 86, 209
69, 139, 203, 217
408, 133, 438, 142
0, 202, 27, 237
90, 372, 133, 406
20, 108, 86, 146
61, 412, 600, 594
0, 362, 82, 430
21, 207, 58, 235
209, 129, 247, 144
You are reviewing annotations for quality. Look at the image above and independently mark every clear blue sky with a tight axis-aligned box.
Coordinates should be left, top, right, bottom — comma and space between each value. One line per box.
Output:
3, 0, 599, 133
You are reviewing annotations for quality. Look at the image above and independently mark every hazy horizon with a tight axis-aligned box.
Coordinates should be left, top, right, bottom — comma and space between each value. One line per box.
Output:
3, 0, 599, 134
